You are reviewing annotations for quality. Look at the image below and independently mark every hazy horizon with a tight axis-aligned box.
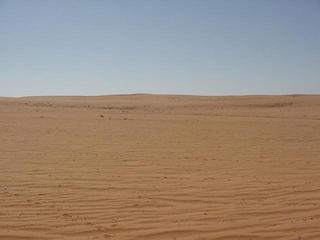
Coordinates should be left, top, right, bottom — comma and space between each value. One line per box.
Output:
1, 0, 319, 97
2, 93, 320, 99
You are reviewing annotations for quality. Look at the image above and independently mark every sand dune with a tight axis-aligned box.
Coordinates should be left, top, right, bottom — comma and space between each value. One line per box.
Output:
0, 94, 320, 240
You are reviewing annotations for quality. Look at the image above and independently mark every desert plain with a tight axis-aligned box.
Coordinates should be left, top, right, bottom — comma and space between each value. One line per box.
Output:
0, 94, 320, 240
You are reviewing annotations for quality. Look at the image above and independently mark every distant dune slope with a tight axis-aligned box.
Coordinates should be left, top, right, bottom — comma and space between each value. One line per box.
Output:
0, 94, 320, 240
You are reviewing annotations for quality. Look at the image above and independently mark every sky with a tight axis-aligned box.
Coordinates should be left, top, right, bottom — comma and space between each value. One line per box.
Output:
0, 0, 319, 97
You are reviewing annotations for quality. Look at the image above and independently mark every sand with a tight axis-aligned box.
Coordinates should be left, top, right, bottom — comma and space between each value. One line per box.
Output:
0, 94, 320, 240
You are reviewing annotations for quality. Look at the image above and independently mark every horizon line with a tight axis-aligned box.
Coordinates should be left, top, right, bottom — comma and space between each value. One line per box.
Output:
1, 93, 319, 99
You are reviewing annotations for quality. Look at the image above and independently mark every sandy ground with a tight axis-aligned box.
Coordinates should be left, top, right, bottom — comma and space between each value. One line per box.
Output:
0, 94, 320, 240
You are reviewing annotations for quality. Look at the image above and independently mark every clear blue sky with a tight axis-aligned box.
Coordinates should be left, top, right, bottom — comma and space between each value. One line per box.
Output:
0, 0, 319, 96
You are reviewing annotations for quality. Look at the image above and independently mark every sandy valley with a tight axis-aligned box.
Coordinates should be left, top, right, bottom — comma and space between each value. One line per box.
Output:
0, 94, 320, 240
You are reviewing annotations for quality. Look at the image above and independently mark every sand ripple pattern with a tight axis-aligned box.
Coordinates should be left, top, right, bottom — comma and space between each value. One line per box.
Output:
1, 95, 320, 240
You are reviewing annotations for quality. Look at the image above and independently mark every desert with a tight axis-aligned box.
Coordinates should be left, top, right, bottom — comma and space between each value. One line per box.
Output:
0, 94, 319, 240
